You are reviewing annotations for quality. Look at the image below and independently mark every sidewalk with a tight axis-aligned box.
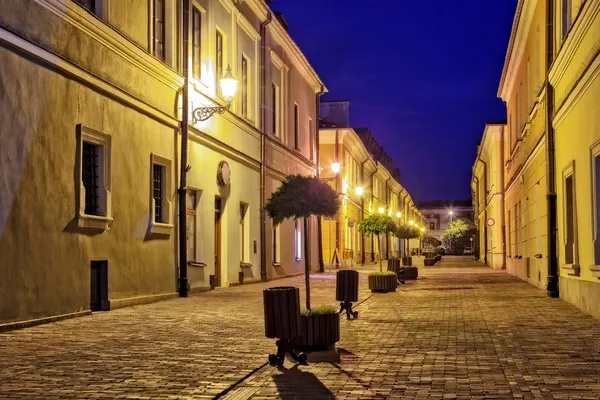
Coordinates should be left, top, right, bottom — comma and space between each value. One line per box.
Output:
1, 258, 600, 399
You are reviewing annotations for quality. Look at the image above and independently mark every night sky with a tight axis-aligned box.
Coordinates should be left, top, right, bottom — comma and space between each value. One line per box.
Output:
272, 0, 517, 202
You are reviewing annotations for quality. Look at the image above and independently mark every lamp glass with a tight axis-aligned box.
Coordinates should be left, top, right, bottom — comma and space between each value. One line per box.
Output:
355, 187, 364, 196
388, 211, 392, 216
220, 66, 238, 101
378, 207, 384, 214
409, 220, 414, 225
396, 212, 401, 218
421, 227, 425, 232
331, 162, 341, 174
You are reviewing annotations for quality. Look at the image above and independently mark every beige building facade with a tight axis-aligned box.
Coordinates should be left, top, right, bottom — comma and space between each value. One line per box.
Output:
0, 0, 324, 326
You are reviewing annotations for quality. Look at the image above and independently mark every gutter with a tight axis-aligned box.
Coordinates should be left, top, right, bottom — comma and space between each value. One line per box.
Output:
177, 0, 190, 297
259, 11, 273, 282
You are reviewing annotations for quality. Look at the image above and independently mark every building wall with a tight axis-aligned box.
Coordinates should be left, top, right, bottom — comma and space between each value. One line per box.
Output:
552, 0, 600, 318
0, 0, 182, 324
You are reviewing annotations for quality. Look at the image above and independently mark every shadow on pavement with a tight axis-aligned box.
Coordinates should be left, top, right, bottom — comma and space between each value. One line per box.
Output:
273, 365, 334, 399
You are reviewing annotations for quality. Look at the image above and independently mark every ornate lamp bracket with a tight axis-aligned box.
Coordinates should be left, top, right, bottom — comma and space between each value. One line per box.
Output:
192, 103, 231, 123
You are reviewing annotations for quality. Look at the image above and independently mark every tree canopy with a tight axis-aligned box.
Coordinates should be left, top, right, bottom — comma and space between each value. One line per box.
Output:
423, 235, 442, 248
358, 214, 397, 236
265, 174, 339, 225
443, 219, 472, 240
395, 223, 421, 239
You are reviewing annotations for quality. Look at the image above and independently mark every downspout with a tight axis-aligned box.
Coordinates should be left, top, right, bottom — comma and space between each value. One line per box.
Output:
545, 0, 559, 297
477, 156, 488, 265
500, 125, 506, 269
370, 167, 378, 262
177, 0, 190, 297
385, 177, 391, 260
316, 86, 325, 272
259, 11, 273, 282
473, 176, 480, 260
360, 159, 368, 264
334, 129, 340, 266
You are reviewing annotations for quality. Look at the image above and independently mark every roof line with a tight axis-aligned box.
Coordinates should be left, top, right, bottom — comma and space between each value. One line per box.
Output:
497, 0, 525, 98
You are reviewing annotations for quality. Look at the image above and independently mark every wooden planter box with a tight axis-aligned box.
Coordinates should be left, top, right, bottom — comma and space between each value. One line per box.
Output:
387, 258, 401, 273
298, 313, 340, 349
398, 266, 419, 279
402, 257, 413, 266
336, 270, 359, 302
424, 258, 436, 266
263, 286, 301, 340
368, 274, 397, 293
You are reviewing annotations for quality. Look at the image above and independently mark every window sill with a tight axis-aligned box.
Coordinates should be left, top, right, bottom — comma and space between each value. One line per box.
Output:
77, 214, 113, 230
273, 262, 282, 267
295, 258, 303, 262
589, 265, 600, 279
188, 261, 206, 267
149, 222, 174, 235
240, 262, 253, 268
561, 264, 580, 276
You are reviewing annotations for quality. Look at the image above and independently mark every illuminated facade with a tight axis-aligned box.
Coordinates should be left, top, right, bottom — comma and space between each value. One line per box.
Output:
0, 0, 323, 326
319, 102, 424, 267
478, 0, 600, 317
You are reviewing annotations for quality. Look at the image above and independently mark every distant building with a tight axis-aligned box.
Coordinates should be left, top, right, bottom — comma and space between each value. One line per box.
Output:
417, 200, 474, 244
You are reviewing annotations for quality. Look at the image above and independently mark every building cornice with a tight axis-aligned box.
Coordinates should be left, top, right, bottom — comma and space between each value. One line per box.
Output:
498, 0, 535, 100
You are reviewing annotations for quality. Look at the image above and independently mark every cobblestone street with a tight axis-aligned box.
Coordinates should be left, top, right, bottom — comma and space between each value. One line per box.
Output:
2, 257, 600, 399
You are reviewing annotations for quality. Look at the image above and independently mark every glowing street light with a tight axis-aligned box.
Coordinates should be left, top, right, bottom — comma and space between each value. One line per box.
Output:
331, 162, 341, 174
409, 220, 414, 225
355, 187, 364, 196
192, 65, 238, 122
378, 207, 385, 214
396, 212, 401, 218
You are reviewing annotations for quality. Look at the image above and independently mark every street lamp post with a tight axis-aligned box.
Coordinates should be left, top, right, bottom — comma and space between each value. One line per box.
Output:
448, 210, 454, 255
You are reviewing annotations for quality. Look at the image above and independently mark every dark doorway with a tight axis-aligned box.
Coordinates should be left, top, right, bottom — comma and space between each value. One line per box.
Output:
90, 260, 109, 311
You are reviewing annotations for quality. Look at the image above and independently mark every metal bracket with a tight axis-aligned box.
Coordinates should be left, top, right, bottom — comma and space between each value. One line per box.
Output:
192, 104, 230, 123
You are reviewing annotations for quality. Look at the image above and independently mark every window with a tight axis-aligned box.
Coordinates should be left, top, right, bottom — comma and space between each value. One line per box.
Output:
535, 182, 542, 255
192, 7, 202, 79
150, 153, 173, 234
240, 203, 249, 262
76, 125, 112, 230
216, 30, 223, 84
526, 58, 531, 110
517, 84, 522, 134
273, 224, 281, 264
74, 0, 96, 13
295, 219, 302, 260
153, 0, 166, 61
272, 84, 279, 138
309, 119, 314, 161
429, 222, 435, 230
241, 56, 248, 117
535, 27, 541, 92
187, 190, 197, 261
82, 142, 101, 216
294, 104, 299, 150
561, 0, 572, 40
153, 164, 165, 223
563, 163, 577, 265
507, 209, 512, 257
515, 202, 520, 256
594, 153, 600, 264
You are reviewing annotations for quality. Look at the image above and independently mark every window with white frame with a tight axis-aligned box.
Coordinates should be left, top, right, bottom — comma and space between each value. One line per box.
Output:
187, 190, 198, 261
535, 27, 541, 92
150, 154, 173, 234
295, 219, 302, 260
76, 125, 112, 230
216, 30, 224, 87
192, 6, 202, 80
563, 162, 577, 266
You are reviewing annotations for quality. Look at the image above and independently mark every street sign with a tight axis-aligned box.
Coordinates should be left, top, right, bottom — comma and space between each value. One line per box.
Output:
487, 218, 495, 226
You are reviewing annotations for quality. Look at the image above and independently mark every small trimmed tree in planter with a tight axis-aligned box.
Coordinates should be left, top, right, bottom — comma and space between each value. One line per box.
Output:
265, 175, 340, 354
359, 214, 398, 292
395, 223, 422, 278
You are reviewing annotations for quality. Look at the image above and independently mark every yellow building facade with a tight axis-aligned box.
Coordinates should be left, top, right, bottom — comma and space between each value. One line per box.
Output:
318, 103, 424, 268
0, 0, 324, 327
476, 0, 600, 318
472, 124, 506, 269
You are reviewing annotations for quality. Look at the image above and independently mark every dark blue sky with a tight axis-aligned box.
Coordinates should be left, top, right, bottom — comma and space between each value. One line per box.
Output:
273, 0, 516, 202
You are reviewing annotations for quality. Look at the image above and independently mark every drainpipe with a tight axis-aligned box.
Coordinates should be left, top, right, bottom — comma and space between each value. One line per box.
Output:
370, 167, 377, 262
334, 129, 340, 264
259, 12, 273, 282
385, 177, 391, 260
316, 86, 325, 272
360, 159, 368, 264
177, 0, 190, 297
545, 0, 559, 297
500, 125, 506, 269
477, 156, 488, 265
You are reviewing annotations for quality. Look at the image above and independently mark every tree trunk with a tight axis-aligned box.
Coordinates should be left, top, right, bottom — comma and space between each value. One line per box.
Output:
304, 217, 311, 311
378, 234, 383, 272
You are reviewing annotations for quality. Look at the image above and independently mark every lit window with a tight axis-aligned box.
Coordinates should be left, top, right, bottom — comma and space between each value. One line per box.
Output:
216, 31, 223, 87
192, 7, 202, 79
241, 56, 248, 117
153, 164, 165, 223
187, 191, 197, 261
563, 165, 577, 265
149, 154, 173, 234
295, 219, 302, 260
240, 203, 249, 262
153, 0, 166, 61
